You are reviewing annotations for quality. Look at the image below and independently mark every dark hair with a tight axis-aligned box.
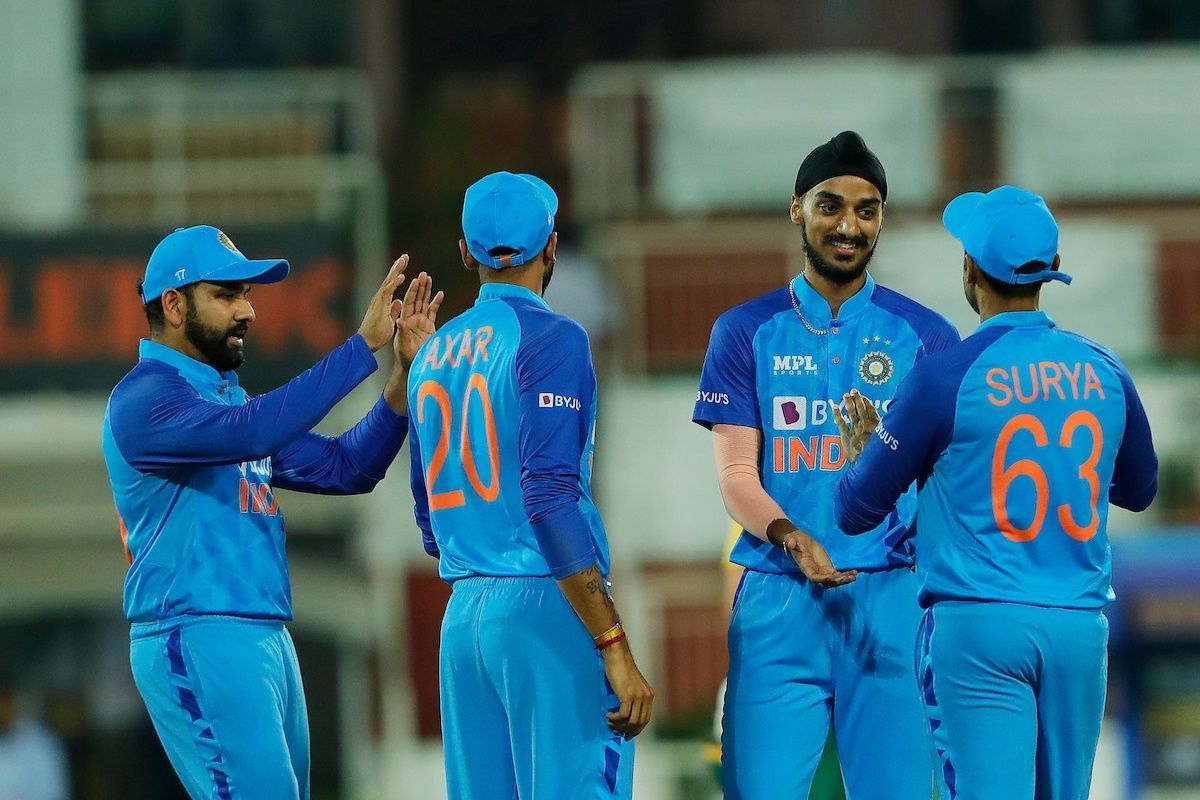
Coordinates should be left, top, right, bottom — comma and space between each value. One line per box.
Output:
141, 283, 194, 330
487, 246, 520, 257
979, 260, 1046, 300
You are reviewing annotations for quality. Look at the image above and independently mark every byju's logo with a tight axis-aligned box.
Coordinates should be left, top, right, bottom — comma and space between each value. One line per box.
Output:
772, 396, 808, 430
772, 355, 819, 376
539, 392, 582, 410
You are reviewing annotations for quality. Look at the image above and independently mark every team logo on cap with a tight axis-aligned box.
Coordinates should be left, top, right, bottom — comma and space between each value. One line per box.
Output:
858, 351, 894, 386
217, 230, 243, 256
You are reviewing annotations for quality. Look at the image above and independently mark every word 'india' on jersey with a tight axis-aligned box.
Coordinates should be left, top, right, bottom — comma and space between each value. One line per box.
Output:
837, 311, 1158, 609
103, 336, 408, 622
407, 283, 611, 582
693, 274, 960, 574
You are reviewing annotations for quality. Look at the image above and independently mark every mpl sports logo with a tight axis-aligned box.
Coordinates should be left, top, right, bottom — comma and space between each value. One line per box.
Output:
772, 354, 819, 376
538, 392, 582, 411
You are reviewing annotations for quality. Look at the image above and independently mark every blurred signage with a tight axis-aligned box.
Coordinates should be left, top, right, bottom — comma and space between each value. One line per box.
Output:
0, 226, 353, 395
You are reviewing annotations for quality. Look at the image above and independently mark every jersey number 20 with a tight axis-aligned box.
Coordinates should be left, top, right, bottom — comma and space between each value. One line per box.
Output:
417, 376, 501, 511
992, 411, 1103, 543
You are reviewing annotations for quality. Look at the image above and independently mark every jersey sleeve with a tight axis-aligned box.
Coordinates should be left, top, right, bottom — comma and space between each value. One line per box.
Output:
109, 335, 378, 474
515, 318, 599, 579
408, 425, 438, 557
836, 358, 956, 534
271, 396, 408, 495
1109, 365, 1158, 511
918, 314, 961, 359
693, 309, 761, 430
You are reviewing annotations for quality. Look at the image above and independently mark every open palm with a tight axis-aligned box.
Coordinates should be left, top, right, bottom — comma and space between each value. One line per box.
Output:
395, 272, 444, 370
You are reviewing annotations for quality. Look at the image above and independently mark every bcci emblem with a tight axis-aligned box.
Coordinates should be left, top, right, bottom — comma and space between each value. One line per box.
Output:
859, 351, 894, 386
217, 230, 243, 256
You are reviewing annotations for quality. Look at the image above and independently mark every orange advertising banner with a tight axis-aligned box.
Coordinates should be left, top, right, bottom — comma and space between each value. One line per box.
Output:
0, 226, 354, 394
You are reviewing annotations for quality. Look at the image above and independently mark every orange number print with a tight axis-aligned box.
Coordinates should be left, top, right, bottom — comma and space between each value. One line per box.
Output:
1057, 411, 1104, 542
990, 410, 1105, 543
417, 375, 502, 511
992, 414, 1050, 542
417, 381, 466, 511
461, 373, 501, 502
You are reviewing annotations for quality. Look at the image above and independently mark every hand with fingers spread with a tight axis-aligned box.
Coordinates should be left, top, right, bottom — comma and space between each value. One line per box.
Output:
603, 640, 655, 740
834, 389, 882, 465
766, 519, 857, 588
394, 271, 445, 371
357, 256, 411, 352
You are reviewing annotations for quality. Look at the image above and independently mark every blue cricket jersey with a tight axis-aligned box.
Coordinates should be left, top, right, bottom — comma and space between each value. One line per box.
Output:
693, 274, 959, 574
103, 335, 409, 622
836, 311, 1158, 609
407, 283, 610, 582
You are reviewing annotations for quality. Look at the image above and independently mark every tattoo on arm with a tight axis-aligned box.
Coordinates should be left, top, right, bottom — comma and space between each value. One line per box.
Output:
581, 564, 616, 610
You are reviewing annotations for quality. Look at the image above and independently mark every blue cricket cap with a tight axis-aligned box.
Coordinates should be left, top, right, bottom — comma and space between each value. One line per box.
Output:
462, 172, 559, 269
942, 185, 1071, 286
140, 225, 290, 303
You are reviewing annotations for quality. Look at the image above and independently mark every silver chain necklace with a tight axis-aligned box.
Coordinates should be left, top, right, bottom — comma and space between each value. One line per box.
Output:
788, 279, 828, 336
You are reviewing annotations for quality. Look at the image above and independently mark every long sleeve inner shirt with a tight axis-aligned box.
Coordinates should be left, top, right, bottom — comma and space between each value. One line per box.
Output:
103, 335, 408, 622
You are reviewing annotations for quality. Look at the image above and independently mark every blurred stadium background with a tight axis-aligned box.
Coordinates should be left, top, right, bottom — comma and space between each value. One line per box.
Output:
2, 1, 1200, 798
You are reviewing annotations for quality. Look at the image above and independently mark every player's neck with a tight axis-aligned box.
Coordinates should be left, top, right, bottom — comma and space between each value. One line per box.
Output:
478, 262, 545, 297
800, 266, 867, 319
977, 296, 1039, 324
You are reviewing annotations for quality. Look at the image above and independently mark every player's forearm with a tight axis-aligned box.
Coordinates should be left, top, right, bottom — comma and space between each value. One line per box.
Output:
383, 362, 408, 415
557, 563, 622, 640
712, 424, 789, 540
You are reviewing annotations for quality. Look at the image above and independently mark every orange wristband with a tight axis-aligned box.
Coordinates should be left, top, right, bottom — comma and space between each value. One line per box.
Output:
597, 631, 626, 651
593, 623, 624, 649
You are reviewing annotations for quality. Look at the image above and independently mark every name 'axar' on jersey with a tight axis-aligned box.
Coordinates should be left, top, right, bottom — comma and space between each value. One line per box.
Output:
406, 282, 611, 582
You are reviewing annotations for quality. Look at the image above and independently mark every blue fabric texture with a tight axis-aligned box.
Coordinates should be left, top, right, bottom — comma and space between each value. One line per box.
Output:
438, 577, 634, 799
917, 602, 1109, 800
837, 310, 1159, 608
130, 617, 311, 799
104, 335, 408, 622
407, 282, 609, 582
722, 569, 943, 799
693, 274, 960, 573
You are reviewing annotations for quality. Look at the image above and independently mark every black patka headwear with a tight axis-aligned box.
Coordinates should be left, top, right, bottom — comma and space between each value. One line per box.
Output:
794, 131, 887, 202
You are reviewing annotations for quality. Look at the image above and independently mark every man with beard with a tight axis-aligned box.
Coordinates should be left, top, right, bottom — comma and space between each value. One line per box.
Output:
834, 186, 1157, 799
407, 172, 653, 799
102, 225, 441, 799
692, 131, 959, 799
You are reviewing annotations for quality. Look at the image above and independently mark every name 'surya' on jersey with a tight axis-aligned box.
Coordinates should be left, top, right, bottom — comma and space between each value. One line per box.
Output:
986, 361, 1107, 407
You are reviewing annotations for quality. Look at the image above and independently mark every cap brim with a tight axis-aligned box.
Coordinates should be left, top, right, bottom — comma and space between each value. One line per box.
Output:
201, 258, 291, 286
942, 192, 985, 240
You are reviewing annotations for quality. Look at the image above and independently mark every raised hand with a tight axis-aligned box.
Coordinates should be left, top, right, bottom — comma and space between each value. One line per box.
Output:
357, 256, 409, 352
394, 271, 445, 371
834, 389, 881, 464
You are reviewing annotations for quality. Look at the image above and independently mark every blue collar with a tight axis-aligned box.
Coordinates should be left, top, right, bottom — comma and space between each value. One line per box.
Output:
789, 273, 876, 327
976, 310, 1056, 333
138, 339, 239, 387
475, 282, 551, 310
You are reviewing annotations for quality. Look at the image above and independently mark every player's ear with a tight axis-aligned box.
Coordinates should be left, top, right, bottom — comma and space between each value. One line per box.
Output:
789, 194, 804, 225
542, 231, 558, 263
161, 288, 186, 329
459, 239, 479, 272
1050, 253, 1062, 272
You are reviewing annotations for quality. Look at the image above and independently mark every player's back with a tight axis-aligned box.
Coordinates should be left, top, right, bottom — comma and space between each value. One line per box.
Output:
916, 311, 1156, 609
407, 283, 609, 581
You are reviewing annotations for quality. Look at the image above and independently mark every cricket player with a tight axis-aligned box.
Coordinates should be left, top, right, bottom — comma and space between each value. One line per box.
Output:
835, 186, 1158, 799
693, 131, 959, 799
407, 171, 653, 799
102, 225, 440, 799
